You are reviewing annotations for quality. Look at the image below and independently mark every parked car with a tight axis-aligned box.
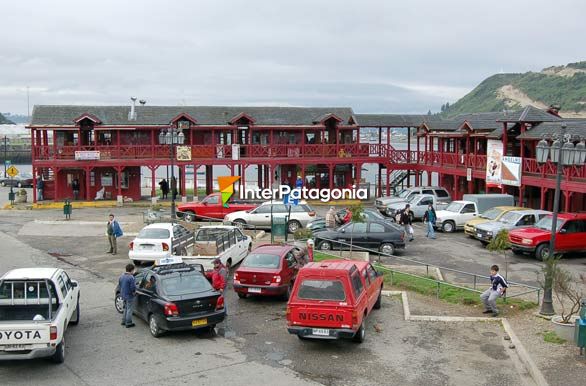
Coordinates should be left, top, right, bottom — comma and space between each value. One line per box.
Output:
475, 209, 551, 244
224, 201, 317, 233
307, 208, 390, 232
233, 244, 309, 300
177, 192, 261, 221
0, 172, 34, 188
0, 268, 80, 363
314, 220, 405, 255
375, 186, 451, 215
119, 261, 225, 337
508, 213, 586, 260
385, 194, 450, 221
286, 260, 383, 343
434, 194, 515, 233
184, 225, 252, 270
129, 223, 195, 264
464, 206, 524, 237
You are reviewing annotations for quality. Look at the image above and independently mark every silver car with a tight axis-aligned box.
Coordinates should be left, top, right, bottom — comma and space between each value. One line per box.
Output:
475, 209, 551, 244
375, 186, 451, 215
224, 202, 317, 233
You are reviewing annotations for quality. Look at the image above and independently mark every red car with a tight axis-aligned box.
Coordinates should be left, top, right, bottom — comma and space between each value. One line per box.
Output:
286, 260, 383, 343
233, 244, 307, 300
509, 213, 586, 260
177, 193, 259, 221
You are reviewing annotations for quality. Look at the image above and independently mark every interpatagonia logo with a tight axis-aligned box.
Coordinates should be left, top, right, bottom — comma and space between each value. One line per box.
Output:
218, 176, 241, 207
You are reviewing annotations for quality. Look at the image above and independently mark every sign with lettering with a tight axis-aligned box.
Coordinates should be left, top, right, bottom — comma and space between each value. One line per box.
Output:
176, 146, 192, 161
75, 151, 100, 161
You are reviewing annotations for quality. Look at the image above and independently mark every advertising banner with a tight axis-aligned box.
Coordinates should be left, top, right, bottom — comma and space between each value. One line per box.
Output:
501, 156, 522, 187
485, 140, 503, 187
75, 151, 100, 161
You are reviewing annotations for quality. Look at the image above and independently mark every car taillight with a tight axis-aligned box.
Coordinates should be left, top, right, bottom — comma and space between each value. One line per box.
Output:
308, 211, 316, 217
50, 326, 57, 340
272, 275, 282, 283
216, 296, 225, 310
286, 306, 291, 322
234, 272, 239, 280
351, 310, 359, 327
129, 242, 134, 250
164, 303, 179, 316
162, 242, 169, 251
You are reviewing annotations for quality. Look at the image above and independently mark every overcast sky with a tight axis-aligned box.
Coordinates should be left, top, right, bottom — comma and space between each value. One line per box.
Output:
1, 0, 585, 115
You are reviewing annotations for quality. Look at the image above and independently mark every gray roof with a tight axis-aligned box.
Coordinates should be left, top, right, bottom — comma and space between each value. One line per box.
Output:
30, 105, 356, 127
498, 105, 561, 123
354, 114, 431, 127
516, 120, 586, 140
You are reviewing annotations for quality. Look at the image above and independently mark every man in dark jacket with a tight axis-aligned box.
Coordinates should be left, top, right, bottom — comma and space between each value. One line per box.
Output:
400, 204, 414, 241
107, 214, 123, 255
423, 204, 437, 239
159, 179, 169, 199
119, 264, 136, 327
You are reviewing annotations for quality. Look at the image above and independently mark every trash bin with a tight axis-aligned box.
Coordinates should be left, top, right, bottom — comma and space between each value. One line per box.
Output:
576, 298, 586, 358
8, 189, 15, 204
63, 199, 72, 219
271, 215, 288, 237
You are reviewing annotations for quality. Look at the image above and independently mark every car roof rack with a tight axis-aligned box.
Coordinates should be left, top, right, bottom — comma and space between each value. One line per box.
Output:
151, 262, 196, 275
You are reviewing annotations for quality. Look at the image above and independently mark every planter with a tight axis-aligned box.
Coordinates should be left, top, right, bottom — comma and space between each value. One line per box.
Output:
552, 315, 578, 342
15, 194, 27, 203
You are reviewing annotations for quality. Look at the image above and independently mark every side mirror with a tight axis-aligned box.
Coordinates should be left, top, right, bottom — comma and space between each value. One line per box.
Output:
71, 282, 78, 288
560, 228, 567, 234
341, 229, 346, 233
202, 201, 208, 205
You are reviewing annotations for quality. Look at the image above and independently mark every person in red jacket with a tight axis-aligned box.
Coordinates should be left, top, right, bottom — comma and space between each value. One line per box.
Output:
211, 259, 227, 292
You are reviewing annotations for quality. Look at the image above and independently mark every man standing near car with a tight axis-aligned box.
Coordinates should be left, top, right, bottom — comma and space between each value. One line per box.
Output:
107, 213, 123, 255
211, 258, 228, 314
36, 176, 44, 201
325, 206, 337, 229
423, 204, 437, 239
400, 204, 414, 241
119, 264, 136, 328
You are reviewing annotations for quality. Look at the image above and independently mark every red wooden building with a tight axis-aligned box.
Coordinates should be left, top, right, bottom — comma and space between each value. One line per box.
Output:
28, 104, 586, 212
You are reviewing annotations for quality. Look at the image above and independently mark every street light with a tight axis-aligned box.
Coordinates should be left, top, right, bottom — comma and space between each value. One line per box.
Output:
159, 127, 185, 219
536, 123, 582, 315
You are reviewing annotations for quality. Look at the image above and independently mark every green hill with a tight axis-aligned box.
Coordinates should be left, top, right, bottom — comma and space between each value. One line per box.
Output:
444, 61, 586, 117
0, 112, 14, 124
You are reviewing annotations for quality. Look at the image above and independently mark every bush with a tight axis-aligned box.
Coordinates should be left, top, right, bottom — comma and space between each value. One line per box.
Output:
293, 228, 312, 240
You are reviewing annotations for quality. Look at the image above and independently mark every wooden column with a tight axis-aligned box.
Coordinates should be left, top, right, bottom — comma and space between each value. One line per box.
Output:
180, 165, 186, 198
328, 164, 334, 190
355, 163, 361, 186
54, 167, 60, 200
540, 187, 546, 210
378, 164, 382, 197
386, 169, 391, 196
116, 167, 123, 200
151, 166, 156, 198
85, 167, 92, 201
257, 165, 262, 189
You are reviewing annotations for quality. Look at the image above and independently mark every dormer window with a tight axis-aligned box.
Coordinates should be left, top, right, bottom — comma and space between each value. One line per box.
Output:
178, 120, 190, 130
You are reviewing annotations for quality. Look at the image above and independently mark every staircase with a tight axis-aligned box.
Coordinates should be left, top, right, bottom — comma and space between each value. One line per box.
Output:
389, 170, 409, 193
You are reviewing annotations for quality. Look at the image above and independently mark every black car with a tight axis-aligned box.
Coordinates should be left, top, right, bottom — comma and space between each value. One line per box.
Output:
314, 219, 405, 255
113, 262, 224, 337
308, 208, 395, 233
0, 173, 34, 188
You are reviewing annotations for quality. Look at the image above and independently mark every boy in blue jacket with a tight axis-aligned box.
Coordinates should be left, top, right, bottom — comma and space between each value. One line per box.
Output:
480, 265, 508, 317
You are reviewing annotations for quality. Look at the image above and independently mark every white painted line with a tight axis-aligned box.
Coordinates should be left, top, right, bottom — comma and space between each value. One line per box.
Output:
435, 267, 444, 281
409, 315, 499, 322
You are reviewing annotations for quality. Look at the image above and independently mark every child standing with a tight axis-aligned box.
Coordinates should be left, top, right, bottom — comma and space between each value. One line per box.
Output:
480, 265, 508, 317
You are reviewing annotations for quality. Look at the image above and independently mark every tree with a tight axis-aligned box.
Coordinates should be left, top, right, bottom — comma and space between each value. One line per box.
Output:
347, 203, 365, 258
445, 102, 450, 111
486, 229, 511, 280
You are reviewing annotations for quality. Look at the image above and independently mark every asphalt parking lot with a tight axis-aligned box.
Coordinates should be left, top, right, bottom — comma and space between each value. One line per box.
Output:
2, 205, 585, 385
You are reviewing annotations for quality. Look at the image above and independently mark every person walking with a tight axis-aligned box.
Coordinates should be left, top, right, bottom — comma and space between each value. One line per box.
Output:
159, 178, 169, 199
107, 213, 123, 255
170, 176, 178, 200
400, 204, 414, 241
211, 258, 228, 313
36, 176, 44, 201
423, 204, 437, 239
480, 265, 508, 317
325, 206, 337, 229
71, 178, 80, 200
119, 263, 136, 328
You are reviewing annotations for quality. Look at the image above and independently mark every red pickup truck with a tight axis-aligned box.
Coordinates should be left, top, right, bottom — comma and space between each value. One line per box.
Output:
286, 260, 383, 343
509, 213, 586, 260
177, 193, 259, 221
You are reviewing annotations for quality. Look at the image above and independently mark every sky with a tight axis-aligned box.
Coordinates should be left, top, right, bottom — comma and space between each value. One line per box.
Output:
1, 0, 585, 115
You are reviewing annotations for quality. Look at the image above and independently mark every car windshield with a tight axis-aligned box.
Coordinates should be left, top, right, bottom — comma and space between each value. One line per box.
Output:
137, 228, 170, 239
397, 189, 410, 198
480, 208, 502, 220
499, 212, 522, 225
297, 279, 346, 301
160, 273, 212, 295
364, 209, 385, 221
242, 253, 280, 269
445, 202, 464, 213
535, 216, 563, 232
407, 195, 420, 204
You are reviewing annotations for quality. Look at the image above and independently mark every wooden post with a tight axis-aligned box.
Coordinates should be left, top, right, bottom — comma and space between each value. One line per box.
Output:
85, 167, 91, 201
151, 166, 156, 198
329, 164, 334, 190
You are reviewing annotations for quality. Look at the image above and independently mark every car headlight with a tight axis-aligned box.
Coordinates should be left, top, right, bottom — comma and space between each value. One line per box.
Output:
522, 238, 533, 245
487, 231, 493, 236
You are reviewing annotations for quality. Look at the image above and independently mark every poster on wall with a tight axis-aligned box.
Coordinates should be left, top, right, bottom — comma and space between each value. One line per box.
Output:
485, 139, 504, 188
501, 156, 522, 187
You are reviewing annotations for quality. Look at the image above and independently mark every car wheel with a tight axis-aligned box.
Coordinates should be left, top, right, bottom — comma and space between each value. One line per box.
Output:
353, 323, 365, 343
237, 292, 247, 299
511, 248, 524, 256
149, 314, 163, 338
288, 220, 302, 233
318, 240, 331, 251
115, 293, 124, 313
17, 182, 22, 188
374, 288, 382, 309
248, 243, 252, 252
52, 337, 65, 363
380, 243, 395, 255
0, 181, 5, 187
441, 221, 455, 233
233, 219, 246, 229
535, 244, 551, 261
70, 297, 80, 325
184, 211, 196, 222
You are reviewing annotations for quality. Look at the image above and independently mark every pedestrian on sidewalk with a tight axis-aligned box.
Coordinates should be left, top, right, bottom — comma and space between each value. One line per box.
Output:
119, 263, 136, 328
325, 206, 337, 229
71, 178, 80, 201
211, 258, 228, 314
106, 213, 123, 255
171, 176, 178, 200
36, 176, 44, 201
423, 204, 436, 239
480, 264, 508, 317
400, 204, 414, 241
159, 178, 169, 199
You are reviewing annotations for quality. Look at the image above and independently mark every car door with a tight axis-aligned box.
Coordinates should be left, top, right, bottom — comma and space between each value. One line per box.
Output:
247, 205, 272, 227
135, 273, 155, 319
57, 274, 72, 318
203, 194, 221, 218
414, 196, 433, 218
282, 251, 297, 285
557, 220, 583, 252
458, 203, 477, 225
341, 222, 368, 249
365, 265, 380, 309
234, 229, 248, 262
367, 222, 387, 250
61, 272, 76, 318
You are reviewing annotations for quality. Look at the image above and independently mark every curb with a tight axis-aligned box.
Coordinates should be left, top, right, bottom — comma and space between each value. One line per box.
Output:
255, 231, 266, 240
381, 290, 548, 386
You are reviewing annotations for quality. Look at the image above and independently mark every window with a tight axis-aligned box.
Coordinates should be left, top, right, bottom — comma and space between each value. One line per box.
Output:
348, 223, 367, 233
350, 270, 364, 298
57, 276, 68, 295
297, 280, 346, 301
369, 223, 386, 233
562, 220, 583, 234
242, 253, 281, 269
138, 228, 170, 239
62, 273, 73, 291
519, 215, 535, 226
160, 274, 212, 296
285, 252, 296, 268
204, 195, 219, 205
235, 229, 244, 238
420, 197, 433, 206
435, 189, 449, 198
273, 204, 287, 213
367, 265, 378, 282
362, 269, 369, 284
253, 205, 272, 214
422, 189, 434, 195
462, 204, 476, 214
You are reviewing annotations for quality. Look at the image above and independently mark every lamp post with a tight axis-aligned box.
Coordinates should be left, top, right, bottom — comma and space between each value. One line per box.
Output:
159, 127, 185, 220
535, 123, 584, 315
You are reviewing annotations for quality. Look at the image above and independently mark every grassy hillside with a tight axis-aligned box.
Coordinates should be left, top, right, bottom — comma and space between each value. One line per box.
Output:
0, 112, 14, 124
444, 61, 586, 116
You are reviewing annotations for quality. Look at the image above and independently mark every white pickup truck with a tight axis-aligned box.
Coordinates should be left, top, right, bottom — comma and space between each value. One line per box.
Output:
0, 268, 80, 363
184, 225, 252, 270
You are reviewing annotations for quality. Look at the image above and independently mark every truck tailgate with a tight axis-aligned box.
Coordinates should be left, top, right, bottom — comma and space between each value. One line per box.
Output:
0, 323, 51, 347
289, 304, 353, 329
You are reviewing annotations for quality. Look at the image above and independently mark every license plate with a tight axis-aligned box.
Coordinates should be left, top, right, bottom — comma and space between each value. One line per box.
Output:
248, 287, 262, 294
192, 318, 207, 327
477, 233, 482, 238
312, 328, 330, 336
141, 244, 153, 250
2, 344, 30, 350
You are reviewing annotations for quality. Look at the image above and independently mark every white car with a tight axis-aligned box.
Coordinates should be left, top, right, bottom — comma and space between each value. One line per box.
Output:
184, 225, 252, 270
0, 268, 80, 363
223, 201, 317, 233
129, 223, 195, 264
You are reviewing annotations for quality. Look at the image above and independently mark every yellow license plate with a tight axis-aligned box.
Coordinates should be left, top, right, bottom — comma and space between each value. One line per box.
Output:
192, 318, 207, 327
